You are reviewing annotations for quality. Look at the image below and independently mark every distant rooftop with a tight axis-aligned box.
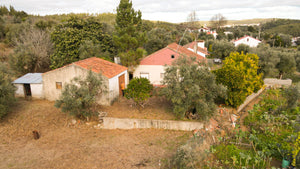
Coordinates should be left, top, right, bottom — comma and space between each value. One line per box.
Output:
13, 73, 43, 84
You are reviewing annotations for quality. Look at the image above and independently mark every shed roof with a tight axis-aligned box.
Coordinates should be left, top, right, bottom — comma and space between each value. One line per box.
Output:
13, 73, 42, 84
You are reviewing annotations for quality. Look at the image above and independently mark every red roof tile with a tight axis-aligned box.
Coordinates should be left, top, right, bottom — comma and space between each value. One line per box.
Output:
140, 43, 206, 66
74, 57, 127, 78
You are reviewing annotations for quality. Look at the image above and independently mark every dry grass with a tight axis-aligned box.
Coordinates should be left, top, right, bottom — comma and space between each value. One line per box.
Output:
102, 96, 176, 120
0, 98, 190, 169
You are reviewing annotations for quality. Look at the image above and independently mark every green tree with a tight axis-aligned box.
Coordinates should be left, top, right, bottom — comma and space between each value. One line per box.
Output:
79, 40, 112, 61
124, 77, 153, 110
113, 0, 147, 71
212, 40, 235, 59
145, 28, 173, 54
161, 56, 226, 120
55, 71, 107, 120
51, 17, 114, 69
0, 63, 16, 119
236, 44, 250, 54
214, 52, 263, 107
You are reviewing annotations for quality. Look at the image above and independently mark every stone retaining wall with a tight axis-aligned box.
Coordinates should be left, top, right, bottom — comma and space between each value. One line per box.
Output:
102, 117, 203, 131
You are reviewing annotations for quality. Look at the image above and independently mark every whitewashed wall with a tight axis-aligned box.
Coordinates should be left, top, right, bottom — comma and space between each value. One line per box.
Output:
133, 65, 165, 85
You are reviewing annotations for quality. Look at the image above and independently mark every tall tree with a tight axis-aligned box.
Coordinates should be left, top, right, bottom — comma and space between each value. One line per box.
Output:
214, 52, 263, 107
161, 56, 226, 120
113, 0, 147, 72
51, 17, 114, 69
210, 13, 227, 31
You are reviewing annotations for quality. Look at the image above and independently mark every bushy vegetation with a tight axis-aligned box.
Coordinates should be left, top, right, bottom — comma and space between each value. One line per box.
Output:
0, 63, 16, 119
55, 71, 107, 120
124, 77, 153, 110
214, 52, 263, 107
161, 56, 226, 120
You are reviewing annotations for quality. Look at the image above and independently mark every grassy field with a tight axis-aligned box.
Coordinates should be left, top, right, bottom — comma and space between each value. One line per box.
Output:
0, 98, 190, 169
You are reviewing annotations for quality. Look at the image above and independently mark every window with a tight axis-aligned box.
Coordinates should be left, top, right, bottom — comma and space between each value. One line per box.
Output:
140, 73, 149, 79
171, 54, 175, 59
247, 38, 249, 42
56, 82, 62, 89
160, 73, 164, 78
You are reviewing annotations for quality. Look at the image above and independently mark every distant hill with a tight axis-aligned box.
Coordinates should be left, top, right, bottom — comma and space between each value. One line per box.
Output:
196, 18, 276, 27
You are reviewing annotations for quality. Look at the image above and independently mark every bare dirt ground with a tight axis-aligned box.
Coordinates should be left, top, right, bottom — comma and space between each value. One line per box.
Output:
102, 96, 176, 120
0, 99, 189, 169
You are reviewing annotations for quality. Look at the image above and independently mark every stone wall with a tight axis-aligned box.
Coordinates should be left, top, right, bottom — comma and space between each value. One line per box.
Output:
264, 78, 292, 88
102, 117, 203, 131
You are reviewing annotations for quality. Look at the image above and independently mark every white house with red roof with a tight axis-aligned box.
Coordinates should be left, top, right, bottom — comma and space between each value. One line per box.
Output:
234, 35, 261, 47
43, 57, 128, 105
133, 43, 206, 86
184, 40, 209, 58
207, 31, 218, 39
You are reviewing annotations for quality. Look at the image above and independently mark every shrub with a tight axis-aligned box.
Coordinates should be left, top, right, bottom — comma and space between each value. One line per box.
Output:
124, 77, 153, 110
55, 71, 107, 120
0, 63, 16, 119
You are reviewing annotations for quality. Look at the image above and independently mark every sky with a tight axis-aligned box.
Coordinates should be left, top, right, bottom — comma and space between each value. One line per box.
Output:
1, 0, 300, 23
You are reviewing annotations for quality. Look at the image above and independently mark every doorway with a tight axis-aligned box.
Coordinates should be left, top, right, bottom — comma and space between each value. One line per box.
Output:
118, 74, 125, 96
23, 84, 32, 97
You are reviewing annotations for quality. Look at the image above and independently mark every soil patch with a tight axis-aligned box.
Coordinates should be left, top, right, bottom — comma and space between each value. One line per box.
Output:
0, 99, 189, 169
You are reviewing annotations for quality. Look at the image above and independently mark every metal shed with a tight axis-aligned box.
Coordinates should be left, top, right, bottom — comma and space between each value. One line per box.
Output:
12, 73, 44, 99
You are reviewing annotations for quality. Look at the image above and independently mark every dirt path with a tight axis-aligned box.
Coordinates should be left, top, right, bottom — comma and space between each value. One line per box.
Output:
0, 99, 189, 169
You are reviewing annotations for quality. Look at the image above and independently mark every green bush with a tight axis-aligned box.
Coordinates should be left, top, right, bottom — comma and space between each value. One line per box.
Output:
124, 77, 153, 110
0, 63, 16, 119
55, 71, 107, 120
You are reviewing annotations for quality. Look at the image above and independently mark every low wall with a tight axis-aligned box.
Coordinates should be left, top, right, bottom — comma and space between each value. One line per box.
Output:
264, 78, 292, 88
102, 117, 203, 131
237, 78, 292, 113
237, 87, 266, 113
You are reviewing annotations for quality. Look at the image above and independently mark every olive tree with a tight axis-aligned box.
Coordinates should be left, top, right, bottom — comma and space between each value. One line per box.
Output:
161, 56, 226, 120
55, 71, 107, 120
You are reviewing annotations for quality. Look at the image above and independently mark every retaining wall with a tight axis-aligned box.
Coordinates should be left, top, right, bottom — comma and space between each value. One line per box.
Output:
102, 117, 203, 131
264, 78, 292, 88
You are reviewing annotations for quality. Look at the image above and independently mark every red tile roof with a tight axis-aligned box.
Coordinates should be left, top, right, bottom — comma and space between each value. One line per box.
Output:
184, 41, 209, 55
43, 57, 127, 79
234, 35, 261, 42
140, 43, 206, 66
74, 57, 127, 78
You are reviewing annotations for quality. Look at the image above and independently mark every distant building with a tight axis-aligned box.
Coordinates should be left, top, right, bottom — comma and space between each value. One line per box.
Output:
234, 35, 261, 47
184, 40, 209, 58
133, 43, 206, 86
207, 31, 218, 39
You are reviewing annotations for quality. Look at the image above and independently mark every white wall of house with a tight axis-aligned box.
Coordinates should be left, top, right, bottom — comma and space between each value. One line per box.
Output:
43, 64, 116, 105
107, 70, 128, 103
14, 84, 24, 97
14, 83, 43, 98
30, 84, 44, 98
187, 48, 206, 58
234, 37, 261, 47
133, 65, 166, 85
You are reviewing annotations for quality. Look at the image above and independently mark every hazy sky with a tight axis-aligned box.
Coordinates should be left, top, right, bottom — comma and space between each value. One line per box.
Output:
1, 0, 300, 23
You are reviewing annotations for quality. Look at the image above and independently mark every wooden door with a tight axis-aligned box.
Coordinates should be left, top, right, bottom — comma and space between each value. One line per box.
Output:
118, 74, 125, 96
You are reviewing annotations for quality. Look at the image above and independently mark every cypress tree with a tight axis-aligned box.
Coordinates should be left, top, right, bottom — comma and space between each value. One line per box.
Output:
113, 0, 147, 72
